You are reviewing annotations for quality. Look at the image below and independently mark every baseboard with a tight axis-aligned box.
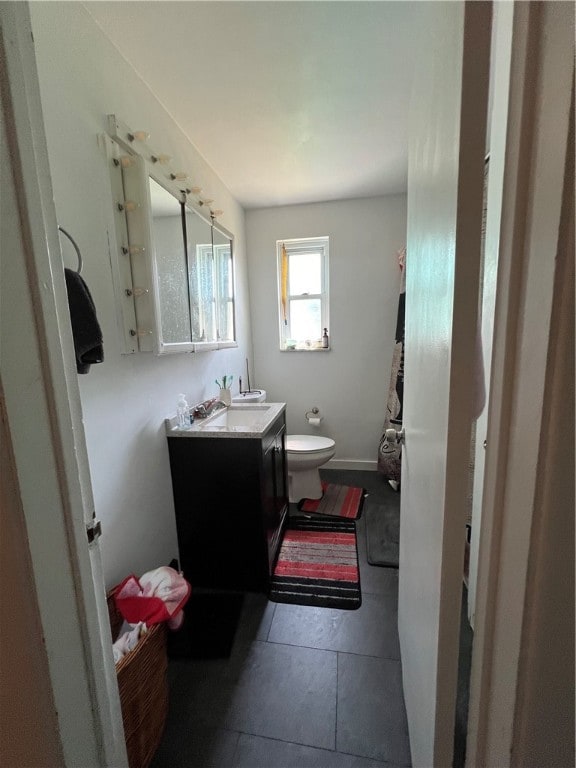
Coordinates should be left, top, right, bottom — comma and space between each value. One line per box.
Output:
324, 459, 378, 471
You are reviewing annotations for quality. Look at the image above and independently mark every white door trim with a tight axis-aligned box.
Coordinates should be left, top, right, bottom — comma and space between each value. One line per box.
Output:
466, 3, 574, 765
0, 3, 127, 765
467, 0, 515, 630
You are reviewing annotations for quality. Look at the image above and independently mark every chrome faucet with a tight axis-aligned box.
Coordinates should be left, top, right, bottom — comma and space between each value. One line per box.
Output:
192, 398, 228, 419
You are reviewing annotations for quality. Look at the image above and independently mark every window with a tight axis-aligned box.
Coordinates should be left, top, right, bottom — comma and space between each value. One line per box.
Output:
277, 237, 329, 350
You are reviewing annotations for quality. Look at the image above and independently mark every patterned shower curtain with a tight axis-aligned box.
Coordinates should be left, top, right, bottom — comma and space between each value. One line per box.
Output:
377, 247, 406, 486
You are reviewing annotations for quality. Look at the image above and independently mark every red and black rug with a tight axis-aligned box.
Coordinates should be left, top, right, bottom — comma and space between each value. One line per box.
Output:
269, 517, 361, 610
298, 482, 365, 520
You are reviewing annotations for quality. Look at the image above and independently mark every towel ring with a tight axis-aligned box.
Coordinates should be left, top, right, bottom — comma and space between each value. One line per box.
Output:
58, 226, 83, 274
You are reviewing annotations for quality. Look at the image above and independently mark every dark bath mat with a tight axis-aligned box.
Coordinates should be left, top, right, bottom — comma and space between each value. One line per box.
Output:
365, 501, 400, 568
167, 591, 244, 659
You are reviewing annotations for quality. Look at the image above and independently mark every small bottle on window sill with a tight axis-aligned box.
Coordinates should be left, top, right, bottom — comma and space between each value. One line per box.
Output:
322, 328, 329, 348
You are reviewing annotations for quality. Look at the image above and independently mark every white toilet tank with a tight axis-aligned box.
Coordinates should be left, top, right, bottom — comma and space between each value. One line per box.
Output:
232, 390, 266, 404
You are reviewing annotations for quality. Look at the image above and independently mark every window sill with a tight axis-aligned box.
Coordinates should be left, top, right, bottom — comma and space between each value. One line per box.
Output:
279, 346, 331, 352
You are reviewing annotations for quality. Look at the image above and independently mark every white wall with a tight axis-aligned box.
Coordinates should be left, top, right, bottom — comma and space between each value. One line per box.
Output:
30, 3, 251, 588
246, 196, 406, 466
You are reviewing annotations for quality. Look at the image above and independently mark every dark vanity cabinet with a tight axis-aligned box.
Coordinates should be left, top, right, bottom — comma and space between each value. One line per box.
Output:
167, 412, 288, 592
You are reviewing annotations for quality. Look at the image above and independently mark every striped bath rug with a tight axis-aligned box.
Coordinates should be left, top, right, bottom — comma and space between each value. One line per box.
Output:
298, 482, 365, 520
269, 517, 361, 610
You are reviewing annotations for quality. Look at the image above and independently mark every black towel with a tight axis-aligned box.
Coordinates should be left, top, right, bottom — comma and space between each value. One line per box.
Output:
64, 268, 104, 374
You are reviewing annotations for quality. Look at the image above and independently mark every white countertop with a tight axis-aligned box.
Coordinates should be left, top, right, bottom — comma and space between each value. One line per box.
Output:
165, 402, 286, 438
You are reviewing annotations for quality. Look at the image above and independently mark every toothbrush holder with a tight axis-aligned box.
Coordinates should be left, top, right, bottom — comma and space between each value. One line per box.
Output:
219, 388, 232, 406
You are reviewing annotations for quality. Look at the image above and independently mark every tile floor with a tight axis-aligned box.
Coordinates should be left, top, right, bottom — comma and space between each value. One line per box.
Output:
151, 469, 411, 768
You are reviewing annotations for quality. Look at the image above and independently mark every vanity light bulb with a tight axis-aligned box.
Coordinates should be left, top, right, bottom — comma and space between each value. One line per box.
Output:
199, 197, 214, 206
132, 287, 149, 297
190, 186, 202, 195
120, 156, 135, 168
170, 171, 188, 181
128, 245, 145, 254
123, 200, 139, 212
128, 130, 150, 142
212, 209, 223, 217
152, 154, 172, 164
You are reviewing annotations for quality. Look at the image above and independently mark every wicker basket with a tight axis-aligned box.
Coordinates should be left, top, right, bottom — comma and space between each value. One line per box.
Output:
107, 589, 168, 768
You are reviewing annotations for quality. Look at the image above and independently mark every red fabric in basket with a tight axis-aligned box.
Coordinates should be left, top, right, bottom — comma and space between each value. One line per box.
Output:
114, 567, 191, 627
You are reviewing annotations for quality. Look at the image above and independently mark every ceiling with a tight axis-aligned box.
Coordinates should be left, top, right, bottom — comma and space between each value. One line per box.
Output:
85, 1, 422, 209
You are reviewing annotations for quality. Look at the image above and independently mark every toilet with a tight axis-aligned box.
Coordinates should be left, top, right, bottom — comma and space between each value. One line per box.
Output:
285, 434, 336, 503
232, 391, 335, 503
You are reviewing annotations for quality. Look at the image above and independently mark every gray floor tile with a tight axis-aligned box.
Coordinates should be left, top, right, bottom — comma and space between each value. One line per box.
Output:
168, 641, 337, 750
233, 591, 276, 647
165, 656, 234, 727
232, 733, 400, 768
223, 641, 337, 749
337, 653, 411, 766
151, 726, 239, 767
268, 592, 400, 659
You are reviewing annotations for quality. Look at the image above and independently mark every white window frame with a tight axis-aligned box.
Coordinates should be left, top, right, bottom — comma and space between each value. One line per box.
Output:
277, 236, 330, 351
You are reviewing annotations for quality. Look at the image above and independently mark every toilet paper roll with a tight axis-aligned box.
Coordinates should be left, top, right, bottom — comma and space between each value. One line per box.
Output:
308, 417, 322, 427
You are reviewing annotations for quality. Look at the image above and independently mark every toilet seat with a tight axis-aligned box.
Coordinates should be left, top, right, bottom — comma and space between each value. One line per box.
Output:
286, 435, 335, 454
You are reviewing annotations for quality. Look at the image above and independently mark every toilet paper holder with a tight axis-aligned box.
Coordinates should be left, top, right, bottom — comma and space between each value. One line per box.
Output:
305, 407, 322, 425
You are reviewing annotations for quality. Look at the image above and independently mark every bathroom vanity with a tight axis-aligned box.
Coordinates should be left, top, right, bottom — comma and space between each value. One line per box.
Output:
166, 403, 288, 592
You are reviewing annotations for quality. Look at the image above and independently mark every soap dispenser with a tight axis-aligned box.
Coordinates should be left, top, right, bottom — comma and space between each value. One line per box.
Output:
176, 394, 190, 429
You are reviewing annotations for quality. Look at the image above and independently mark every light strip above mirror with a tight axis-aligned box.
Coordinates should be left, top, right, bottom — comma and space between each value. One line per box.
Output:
106, 115, 223, 221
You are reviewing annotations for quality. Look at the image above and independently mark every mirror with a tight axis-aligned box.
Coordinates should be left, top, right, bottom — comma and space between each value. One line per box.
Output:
114, 145, 236, 354
148, 178, 191, 344
108, 118, 238, 355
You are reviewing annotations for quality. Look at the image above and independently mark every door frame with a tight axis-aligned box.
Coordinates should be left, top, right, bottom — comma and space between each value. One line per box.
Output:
467, 0, 515, 630
466, 2, 574, 765
0, 3, 127, 765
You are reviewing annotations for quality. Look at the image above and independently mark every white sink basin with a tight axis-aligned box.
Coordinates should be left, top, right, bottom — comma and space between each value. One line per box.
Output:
202, 405, 271, 429
166, 402, 285, 438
